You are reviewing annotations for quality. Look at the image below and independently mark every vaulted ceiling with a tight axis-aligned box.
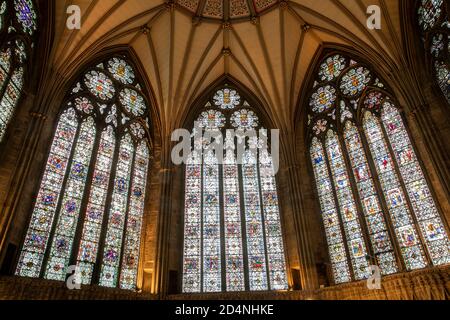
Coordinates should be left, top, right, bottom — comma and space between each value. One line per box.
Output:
50, 0, 406, 135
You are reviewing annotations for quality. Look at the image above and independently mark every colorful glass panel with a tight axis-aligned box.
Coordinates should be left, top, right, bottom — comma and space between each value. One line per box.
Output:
259, 150, 288, 290
223, 149, 245, 292
202, 150, 222, 292
325, 130, 370, 280
16, 109, 78, 277
197, 110, 226, 130
45, 118, 96, 280
76, 126, 116, 284
363, 111, 427, 270
108, 57, 135, 85
310, 85, 336, 113
119, 88, 146, 116
434, 61, 450, 103
84, 71, 115, 101
14, 0, 37, 35
242, 151, 268, 291
182, 87, 288, 293
99, 135, 135, 287
0, 67, 24, 141
310, 138, 351, 284
16, 55, 150, 291
339, 67, 371, 96
213, 88, 240, 109
230, 109, 259, 130
343, 122, 398, 275
381, 103, 450, 265
182, 151, 202, 293
418, 0, 443, 31
119, 143, 150, 289
318, 54, 347, 82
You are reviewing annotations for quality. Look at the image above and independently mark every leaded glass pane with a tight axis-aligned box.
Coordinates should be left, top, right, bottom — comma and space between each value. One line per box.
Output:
343, 122, 398, 275
259, 150, 288, 290
108, 57, 135, 85
202, 150, 222, 292
318, 54, 347, 82
76, 126, 116, 284
16, 109, 78, 277
119, 143, 150, 290
339, 67, 371, 96
45, 117, 96, 281
418, 0, 444, 31
182, 87, 288, 293
230, 109, 259, 130
381, 103, 450, 265
182, 151, 202, 293
434, 61, 450, 103
213, 88, 240, 109
223, 149, 245, 292
242, 150, 268, 291
84, 71, 115, 101
310, 138, 351, 284
325, 130, 370, 280
0, 67, 24, 141
363, 111, 428, 270
14, 0, 37, 35
16, 55, 151, 291
100, 134, 135, 287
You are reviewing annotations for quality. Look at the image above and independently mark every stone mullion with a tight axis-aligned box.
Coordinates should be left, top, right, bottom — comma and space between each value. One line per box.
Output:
218, 162, 226, 292
337, 134, 375, 267
255, 155, 272, 290
39, 119, 83, 278
237, 163, 250, 291
357, 125, 406, 272
117, 147, 138, 288
68, 127, 103, 274
321, 138, 355, 281
199, 151, 204, 293
377, 115, 433, 267
91, 137, 121, 284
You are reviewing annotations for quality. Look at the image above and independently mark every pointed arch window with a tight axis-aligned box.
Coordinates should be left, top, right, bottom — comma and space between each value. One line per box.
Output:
0, 0, 37, 142
308, 53, 450, 284
182, 87, 288, 293
417, 0, 450, 104
16, 55, 152, 290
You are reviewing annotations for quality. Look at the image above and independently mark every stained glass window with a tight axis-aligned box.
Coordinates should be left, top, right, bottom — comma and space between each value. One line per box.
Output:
182, 87, 288, 293
417, 0, 450, 104
308, 53, 450, 284
16, 55, 152, 291
0, 0, 37, 143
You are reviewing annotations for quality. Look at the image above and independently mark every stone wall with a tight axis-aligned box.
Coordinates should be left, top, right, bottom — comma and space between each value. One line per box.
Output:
0, 276, 157, 300
1, 266, 448, 300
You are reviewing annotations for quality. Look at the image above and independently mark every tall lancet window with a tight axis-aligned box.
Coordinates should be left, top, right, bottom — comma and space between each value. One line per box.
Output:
0, 0, 37, 142
417, 0, 450, 104
16, 55, 152, 290
308, 53, 450, 284
182, 87, 288, 293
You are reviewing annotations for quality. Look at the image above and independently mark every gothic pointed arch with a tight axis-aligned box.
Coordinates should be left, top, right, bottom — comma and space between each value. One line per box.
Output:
304, 49, 450, 285
15, 52, 155, 290
180, 79, 289, 293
